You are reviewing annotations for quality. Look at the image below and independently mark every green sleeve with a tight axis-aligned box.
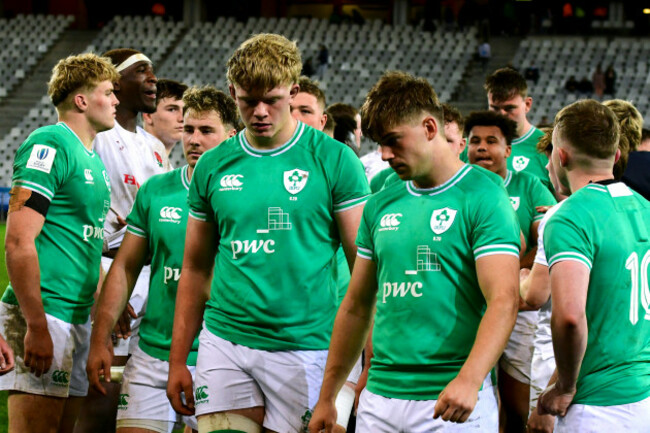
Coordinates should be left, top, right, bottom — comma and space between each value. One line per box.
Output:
544, 208, 593, 270
355, 199, 375, 261
471, 185, 521, 259
12, 131, 69, 201
331, 146, 370, 213
370, 167, 393, 193
126, 179, 151, 238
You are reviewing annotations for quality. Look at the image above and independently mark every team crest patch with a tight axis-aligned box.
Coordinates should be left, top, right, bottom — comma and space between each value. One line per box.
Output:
154, 151, 163, 168
283, 169, 309, 195
430, 207, 457, 235
26, 145, 56, 173
512, 156, 530, 171
510, 196, 520, 211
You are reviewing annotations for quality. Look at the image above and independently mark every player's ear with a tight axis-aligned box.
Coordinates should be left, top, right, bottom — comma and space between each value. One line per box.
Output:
558, 147, 569, 167
227, 128, 237, 138
73, 92, 88, 112
320, 113, 327, 130
613, 147, 621, 163
229, 84, 236, 100
423, 116, 438, 140
505, 144, 512, 158
142, 113, 153, 125
289, 83, 300, 101
524, 96, 533, 113
113, 80, 121, 93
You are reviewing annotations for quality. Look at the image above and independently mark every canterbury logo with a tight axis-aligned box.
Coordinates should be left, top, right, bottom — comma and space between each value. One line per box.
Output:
160, 207, 182, 221
52, 370, 69, 385
220, 174, 243, 188
380, 213, 402, 229
195, 386, 209, 401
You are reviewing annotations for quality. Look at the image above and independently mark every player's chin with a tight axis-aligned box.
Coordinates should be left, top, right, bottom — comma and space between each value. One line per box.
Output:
474, 159, 492, 169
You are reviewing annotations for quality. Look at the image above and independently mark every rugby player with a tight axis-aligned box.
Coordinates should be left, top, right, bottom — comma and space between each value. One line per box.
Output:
464, 110, 556, 432
0, 53, 118, 433
166, 33, 369, 433
309, 71, 520, 433
481, 68, 554, 194
142, 79, 188, 160
538, 99, 650, 431
87, 85, 237, 433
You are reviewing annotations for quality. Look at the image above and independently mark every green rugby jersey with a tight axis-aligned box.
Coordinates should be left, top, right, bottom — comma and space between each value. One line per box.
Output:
503, 169, 556, 251
3, 123, 111, 324
126, 165, 199, 365
356, 164, 520, 400
188, 122, 370, 351
369, 167, 393, 193
544, 181, 650, 406
508, 126, 553, 192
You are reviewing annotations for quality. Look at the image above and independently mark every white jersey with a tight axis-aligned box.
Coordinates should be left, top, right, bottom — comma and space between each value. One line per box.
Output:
94, 121, 169, 249
138, 127, 173, 171
360, 148, 389, 181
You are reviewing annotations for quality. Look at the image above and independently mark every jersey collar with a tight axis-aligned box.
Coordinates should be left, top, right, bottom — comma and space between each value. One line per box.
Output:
512, 125, 537, 146
57, 122, 95, 156
406, 164, 472, 197
503, 170, 512, 187
238, 121, 305, 158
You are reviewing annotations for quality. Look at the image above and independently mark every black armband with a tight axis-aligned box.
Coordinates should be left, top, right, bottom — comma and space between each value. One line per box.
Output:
24, 191, 50, 217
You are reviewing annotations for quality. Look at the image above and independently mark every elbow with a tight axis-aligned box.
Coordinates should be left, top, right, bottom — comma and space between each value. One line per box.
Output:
552, 310, 585, 330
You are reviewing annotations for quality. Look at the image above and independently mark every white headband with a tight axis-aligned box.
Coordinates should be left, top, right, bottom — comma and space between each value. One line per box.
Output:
115, 53, 152, 73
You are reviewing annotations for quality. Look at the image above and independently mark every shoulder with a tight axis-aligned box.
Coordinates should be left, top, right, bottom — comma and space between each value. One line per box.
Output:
463, 165, 505, 193
23, 124, 71, 148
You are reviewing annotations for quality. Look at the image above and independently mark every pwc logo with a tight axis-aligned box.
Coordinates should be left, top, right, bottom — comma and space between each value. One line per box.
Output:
219, 174, 243, 191
379, 213, 402, 231
159, 206, 182, 224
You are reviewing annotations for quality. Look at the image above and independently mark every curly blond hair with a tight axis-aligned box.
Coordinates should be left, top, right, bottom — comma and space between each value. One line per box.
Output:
48, 53, 120, 107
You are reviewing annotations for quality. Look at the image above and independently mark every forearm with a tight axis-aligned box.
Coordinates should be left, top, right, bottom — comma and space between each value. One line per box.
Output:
91, 265, 136, 345
319, 296, 374, 401
551, 314, 587, 391
168, 271, 210, 366
6, 241, 46, 329
458, 294, 517, 388
520, 263, 551, 310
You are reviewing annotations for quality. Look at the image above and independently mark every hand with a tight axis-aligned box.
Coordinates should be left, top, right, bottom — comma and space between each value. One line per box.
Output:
0, 336, 15, 375
23, 325, 53, 377
520, 267, 531, 282
114, 303, 137, 339
527, 408, 555, 433
535, 205, 553, 214
354, 363, 369, 413
86, 338, 114, 395
538, 382, 575, 417
116, 214, 127, 228
308, 398, 338, 433
433, 375, 479, 423
167, 364, 195, 416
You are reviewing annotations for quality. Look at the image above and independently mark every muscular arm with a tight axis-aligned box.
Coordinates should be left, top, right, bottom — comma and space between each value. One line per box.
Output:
335, 204, 364, 272
549, 262, 588, 393
90, 233, 148, 350
520, 262, 550, 310
309, 257, 377, 433
434, 253, 519, 422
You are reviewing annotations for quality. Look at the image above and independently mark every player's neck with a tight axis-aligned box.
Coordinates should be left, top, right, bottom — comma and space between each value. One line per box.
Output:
517, 120, 533, 139
115, 107, 139, 133
568, 170, 614, 194
413, 157, 464, 189
496, 166, 508, 179
58, 115, 96, 150
246, 116, 298, 150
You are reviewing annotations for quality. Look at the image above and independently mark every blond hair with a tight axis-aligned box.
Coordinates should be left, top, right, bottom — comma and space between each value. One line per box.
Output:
227, 33, 301, 92
48, 53, 120, 107
182, 85, 239, 130
602, 99, 643, 180
360, 71, 443, 143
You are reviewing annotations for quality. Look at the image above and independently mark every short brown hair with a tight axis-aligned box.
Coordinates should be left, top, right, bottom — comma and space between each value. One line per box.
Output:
182, 85, 239, 130
156, 79, 187, 102
48, 53, 120, 107
602, 99, 643, 179
442, 103, 464, 132
484, 67, 528, 102
464, 111, 518, 146
360, 71, 443, 143
298, 76, 326, 110
227, 33, 302, 92
553, 99, 619, 160
323, 110, 335, 136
